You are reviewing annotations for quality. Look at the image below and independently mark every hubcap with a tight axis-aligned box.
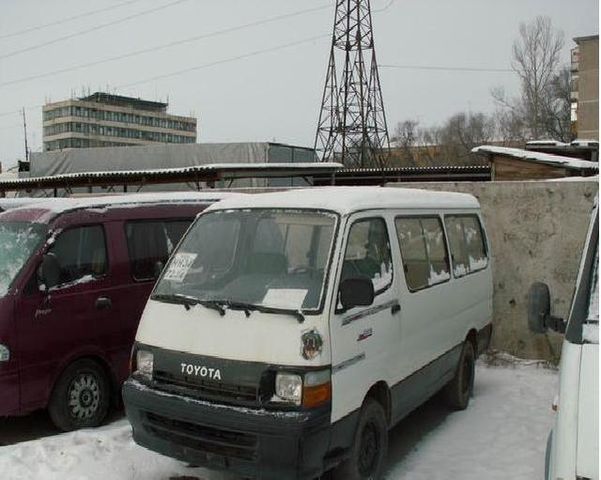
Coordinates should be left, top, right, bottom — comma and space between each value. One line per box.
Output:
358, 421, 379, 476
68, 373, 100, 420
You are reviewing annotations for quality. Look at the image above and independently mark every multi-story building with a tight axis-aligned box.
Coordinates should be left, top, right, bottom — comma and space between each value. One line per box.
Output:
43, 92, 197, 151
571, 35, 599, 140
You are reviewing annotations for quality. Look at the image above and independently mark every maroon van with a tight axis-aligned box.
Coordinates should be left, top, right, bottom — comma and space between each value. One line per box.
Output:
0, 192, 235, 430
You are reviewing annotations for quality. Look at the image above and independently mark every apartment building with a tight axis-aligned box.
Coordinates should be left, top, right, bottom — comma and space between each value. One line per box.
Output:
43, 92, 197, 151
571, 35, 599, 140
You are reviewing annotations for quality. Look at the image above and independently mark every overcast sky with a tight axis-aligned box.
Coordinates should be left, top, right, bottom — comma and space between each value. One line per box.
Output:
0, 0, 598, 169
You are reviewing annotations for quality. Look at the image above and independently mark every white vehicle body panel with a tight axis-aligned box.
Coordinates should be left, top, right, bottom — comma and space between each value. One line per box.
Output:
549, 341, 582, 479
136, 300, 332, 367
546, 197, 598, 480
576, 344, 599, 479
327, 208, 492, 422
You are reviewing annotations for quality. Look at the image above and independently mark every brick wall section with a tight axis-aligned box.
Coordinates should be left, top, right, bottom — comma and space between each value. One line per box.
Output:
387, 180, 598, 360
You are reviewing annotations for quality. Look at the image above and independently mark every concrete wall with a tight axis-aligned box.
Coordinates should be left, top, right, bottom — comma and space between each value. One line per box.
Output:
388, 180, 598, 361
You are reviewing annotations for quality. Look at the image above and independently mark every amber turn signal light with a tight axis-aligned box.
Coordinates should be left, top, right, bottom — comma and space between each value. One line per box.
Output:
302, 381, 332, 408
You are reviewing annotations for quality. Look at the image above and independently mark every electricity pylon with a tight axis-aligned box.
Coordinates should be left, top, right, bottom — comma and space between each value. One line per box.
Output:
314, 0, 390, 168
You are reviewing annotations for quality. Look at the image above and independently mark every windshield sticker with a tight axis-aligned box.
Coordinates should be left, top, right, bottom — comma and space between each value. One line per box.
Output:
163, 253, 197, 282
262, 288, 308, 310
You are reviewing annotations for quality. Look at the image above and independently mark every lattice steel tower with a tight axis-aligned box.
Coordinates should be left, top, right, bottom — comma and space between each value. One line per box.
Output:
314, 0, 390, 168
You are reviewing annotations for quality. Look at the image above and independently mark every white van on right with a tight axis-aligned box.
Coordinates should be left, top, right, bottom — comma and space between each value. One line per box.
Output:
529, 197, 599, 480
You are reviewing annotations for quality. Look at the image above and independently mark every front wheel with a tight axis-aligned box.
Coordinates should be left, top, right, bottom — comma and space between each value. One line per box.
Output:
48, 359, 110, 431
332, 398, 388, 480
443, 340, 475, 410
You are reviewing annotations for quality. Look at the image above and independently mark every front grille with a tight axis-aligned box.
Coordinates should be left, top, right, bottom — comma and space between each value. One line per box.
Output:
153, 370, 262, 407
144, 411, 258, 461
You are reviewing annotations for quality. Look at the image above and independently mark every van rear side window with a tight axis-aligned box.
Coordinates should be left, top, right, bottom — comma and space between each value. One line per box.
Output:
126, 220, 191, 281
444, 215, 488, 277
395, 217, 451, 291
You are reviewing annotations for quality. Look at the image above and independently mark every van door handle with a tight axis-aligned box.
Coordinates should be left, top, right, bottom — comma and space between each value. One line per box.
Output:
391, 302, 401, 315
95, 297, 112, 310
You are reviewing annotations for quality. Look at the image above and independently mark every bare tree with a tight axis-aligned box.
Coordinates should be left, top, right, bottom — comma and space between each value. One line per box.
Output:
392, 112, 496, 166
391, 120, 419, 165
540, 66, 573, 142
438, 112, 497, 164
493, 16, 570, 141
512, 16, 564, 138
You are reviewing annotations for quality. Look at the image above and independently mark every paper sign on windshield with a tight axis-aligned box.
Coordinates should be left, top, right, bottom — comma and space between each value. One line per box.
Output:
163, 253, 197, 282
262, 289, 308, 310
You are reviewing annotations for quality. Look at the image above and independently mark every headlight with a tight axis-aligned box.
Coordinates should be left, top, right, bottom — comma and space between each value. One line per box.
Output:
0, 344, 10, 362
275, 372, 302, 405
136, 350, 154, 378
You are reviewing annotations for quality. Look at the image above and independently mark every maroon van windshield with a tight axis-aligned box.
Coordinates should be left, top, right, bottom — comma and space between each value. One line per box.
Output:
0, 221, 47, 296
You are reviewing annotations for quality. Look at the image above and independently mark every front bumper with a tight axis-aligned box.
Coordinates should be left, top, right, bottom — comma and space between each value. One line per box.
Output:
123, 378, 331, 480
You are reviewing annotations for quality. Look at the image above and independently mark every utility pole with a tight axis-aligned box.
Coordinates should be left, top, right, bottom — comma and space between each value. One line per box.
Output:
22, 108, 29, 162
315, 0, 390, 168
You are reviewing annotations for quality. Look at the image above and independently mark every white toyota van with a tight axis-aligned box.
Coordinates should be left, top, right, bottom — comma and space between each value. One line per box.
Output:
123, 187, 493, 480
529, 197, 599, 480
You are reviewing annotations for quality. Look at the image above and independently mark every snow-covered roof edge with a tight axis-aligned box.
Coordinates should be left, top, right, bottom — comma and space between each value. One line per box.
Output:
472, 145, 599, 171
2, 192, 242, 216
205, 186, 479, 216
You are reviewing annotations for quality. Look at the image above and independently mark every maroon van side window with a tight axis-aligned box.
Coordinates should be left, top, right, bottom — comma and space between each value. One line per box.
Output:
125, 220, 191, 281
49, 225, 108, 286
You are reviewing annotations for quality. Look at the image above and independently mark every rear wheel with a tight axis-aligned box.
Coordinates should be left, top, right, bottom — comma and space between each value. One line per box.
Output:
443, 340, 475, 410
332, 398, 388, 480
48, 359, 110, 431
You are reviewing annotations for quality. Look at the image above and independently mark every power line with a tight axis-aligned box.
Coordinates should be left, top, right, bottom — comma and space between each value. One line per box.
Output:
0, 33, 330, 119
0, 0, 190, 61
117, 34, 330, 90
0, 0, 146, 40
0, 60, 514, 120
0, 3, 331, 88
380, 64, 515, 73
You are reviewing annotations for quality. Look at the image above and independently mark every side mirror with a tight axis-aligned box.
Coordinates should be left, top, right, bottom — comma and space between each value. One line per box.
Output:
153, 260, 165, 280
528, 282, 566, 334
339, 277, 375, 312
38, 253, 61, 292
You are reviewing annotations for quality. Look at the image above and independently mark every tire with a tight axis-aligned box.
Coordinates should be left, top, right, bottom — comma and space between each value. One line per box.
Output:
48, 359, 110, 431
443, 340, 475, 410
332, 398, 388, 480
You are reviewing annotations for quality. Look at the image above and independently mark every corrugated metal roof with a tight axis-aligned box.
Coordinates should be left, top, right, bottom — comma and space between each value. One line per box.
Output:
0, 163, 343, 193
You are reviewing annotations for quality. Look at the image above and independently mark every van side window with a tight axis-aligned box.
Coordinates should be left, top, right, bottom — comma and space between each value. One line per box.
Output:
49, 225, 107, 286
395, 217, 450, 291
444, 215, 488, 277
342, 218, 392, 293
125, 220, 191, 281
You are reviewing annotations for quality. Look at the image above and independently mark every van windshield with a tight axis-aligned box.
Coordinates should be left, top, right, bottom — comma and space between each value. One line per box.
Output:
0, 221, 47, 296
153, 209, 337, 312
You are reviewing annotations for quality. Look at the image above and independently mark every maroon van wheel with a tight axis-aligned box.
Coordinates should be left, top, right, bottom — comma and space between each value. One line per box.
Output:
48, 359, 110, 431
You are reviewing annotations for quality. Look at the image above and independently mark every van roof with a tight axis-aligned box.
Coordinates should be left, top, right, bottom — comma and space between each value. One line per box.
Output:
14, 192, 239, 215
206, 187, 479, 215
0, 192, 241, 224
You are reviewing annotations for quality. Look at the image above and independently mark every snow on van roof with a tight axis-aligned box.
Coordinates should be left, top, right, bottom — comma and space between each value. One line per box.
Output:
0, 197, 49, 211
206, 187, 479, 215
11, 192, 240, 215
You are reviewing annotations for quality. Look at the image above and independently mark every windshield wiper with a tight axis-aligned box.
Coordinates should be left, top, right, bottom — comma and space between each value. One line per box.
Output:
152, 294, 303, 322
152, 293, 225, 316
152, 293, 198, 309
223, 301, 305, 324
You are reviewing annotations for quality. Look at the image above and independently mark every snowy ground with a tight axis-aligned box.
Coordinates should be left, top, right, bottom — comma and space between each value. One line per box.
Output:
0, 361, 558, 480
